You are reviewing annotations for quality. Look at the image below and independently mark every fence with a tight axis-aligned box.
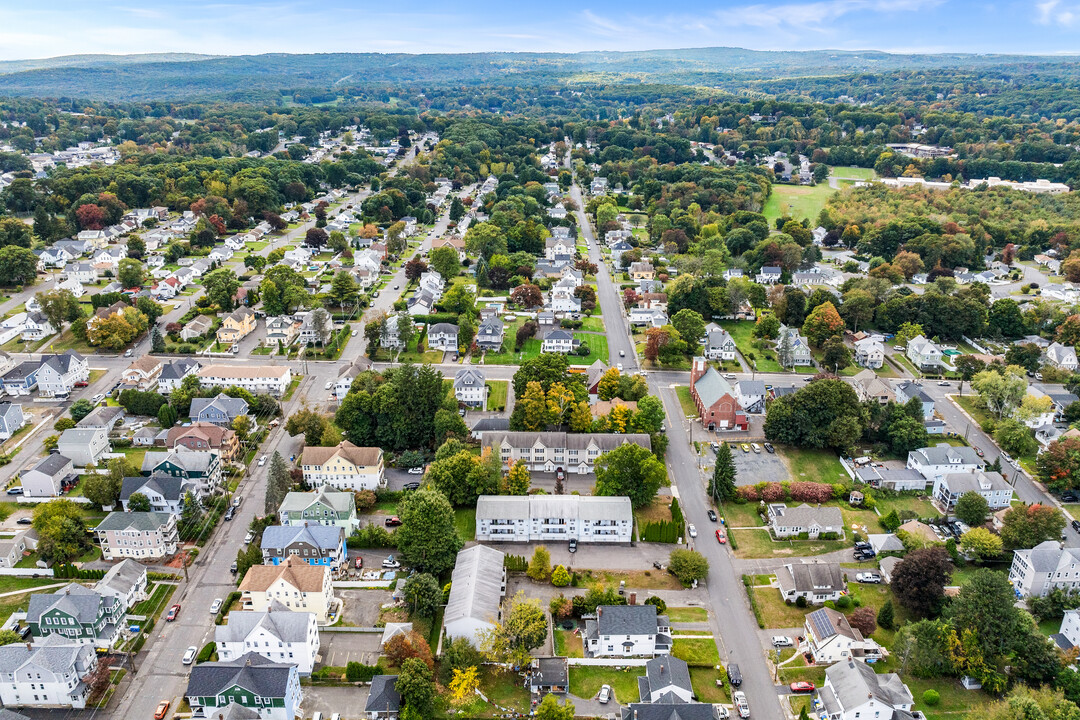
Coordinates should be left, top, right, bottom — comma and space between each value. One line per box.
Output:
0, 568, 53, 577
567, 658, 649, 666
333, 580, 394, 589
838, 456, 858, 482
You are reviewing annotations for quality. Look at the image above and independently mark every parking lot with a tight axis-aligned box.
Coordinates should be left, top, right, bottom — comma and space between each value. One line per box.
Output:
708, 442, 790, 486
319, 630, 384, 667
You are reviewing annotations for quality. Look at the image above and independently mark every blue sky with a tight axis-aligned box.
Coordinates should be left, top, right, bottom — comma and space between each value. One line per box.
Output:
1, 1, 1078, 60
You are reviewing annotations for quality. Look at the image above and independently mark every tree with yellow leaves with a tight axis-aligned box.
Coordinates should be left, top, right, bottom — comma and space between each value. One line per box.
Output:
505, 460, 531, 495
608, 404, 632, 434
449, 666, 480, 704
569, 401, 593, 433
597, 367, 622, 401
547, 382, 576, 426
519, 381, 550, 431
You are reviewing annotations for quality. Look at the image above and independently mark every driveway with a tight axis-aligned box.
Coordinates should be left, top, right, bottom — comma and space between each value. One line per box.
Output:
302, 684, 370, 718
483, 540, 673, 572
319, 631, 383, 667
338, 588, 394, 627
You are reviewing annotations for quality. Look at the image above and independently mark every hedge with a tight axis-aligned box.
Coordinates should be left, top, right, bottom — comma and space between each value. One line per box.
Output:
195, 642, 216, 664
640, 520, 681, 543
54, 564, 105, 580
505, 554, 527, 572
216, 591, 242, 625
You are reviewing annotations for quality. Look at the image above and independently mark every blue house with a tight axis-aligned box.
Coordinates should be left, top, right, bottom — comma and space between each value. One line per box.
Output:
894, 381, 935, 420
260, 525, 345, 568
189, 393, 250, 426
0, 361, 39, 396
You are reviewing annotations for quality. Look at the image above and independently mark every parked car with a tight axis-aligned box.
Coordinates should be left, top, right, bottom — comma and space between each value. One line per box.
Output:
230, 562, 238, 574
1063, 491, 1080, 503
727, 664, 742, 687
707, 509, 718, 522
384, 516, 402, 527
354, 556, 364, 569
763, 443, 775, 453
382, 555, 401, 569
733, 691, 750, 719
1073, 519, 1080, 534
771, 636, 794, 647
974, 447, 984, 458
165, 604, 181, 622
6, 487, 22, 496
715, 529, 727, 544
740, 444, 750, 453
598, 685, 612, 704
403, 482, 421, 491
16, 517, 31, 525
243, 532, 254, 545
724, 373, 736, 379
687, 524, 697, 538
324, 380, 333, 390
210, 599, 223, 614
224, 507, 236, 521
407, 466, 423, 474
232, 495, 242, 508
856, 572, 882, 583
569, 538, 578, 553
751, 443, 761, 454
258, 455, 267, 466
155, 701, 171, 720
790, 681, 815, 693
619, 350, 625, 357
182, 646, 197, 665
938, 381, 950, 386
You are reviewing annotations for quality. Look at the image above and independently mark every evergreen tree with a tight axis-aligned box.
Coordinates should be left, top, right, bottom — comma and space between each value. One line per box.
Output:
179, 491, 203, 540
710, 441, 738, 502
265, 451, 291, 515
877, 599, 894, 630
151, 324, 165, 353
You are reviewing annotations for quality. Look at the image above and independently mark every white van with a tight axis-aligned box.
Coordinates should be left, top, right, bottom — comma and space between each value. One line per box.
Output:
751, 443, 761, 454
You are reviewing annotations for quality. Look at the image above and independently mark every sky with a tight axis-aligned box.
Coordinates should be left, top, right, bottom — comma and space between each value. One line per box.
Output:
0, 0, 1079, 60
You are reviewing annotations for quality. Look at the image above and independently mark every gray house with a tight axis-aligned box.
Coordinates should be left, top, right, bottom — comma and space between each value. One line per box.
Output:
189, 393, 250, 426
364, 675, 401, 719
894, 381, 935, 420
476, 317, 504, 351
0, 403, 25, 440
76, 405, 125, 431
120, 474, 200, 515
55, 428, 109, 467
20, 454, 76, 498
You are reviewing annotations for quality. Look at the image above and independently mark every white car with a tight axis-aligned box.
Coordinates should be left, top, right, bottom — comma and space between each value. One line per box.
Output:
938, 381, 950, 386
258, 456, 267, 467
856, 573, 882, 584
182, 646, 198, 665
617, 363, 623, 371
351, 330, 358, 337
407, 466, 424, 475
734, 691, 750, 719
324, 380, 334, 390
244, 532, 254, 545
382, 555, 401, 569
209, 599, 223, 614
724, 373, 736, 379
598, 685, 612, 704
771, 636, 794, 647
687, 524, 698, 538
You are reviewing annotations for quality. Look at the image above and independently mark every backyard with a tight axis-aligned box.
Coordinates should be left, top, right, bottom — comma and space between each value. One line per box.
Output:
719, 320, 782, 373
569, 665, 641, 704
486, 380, 508, 411
730, 528, 851, 559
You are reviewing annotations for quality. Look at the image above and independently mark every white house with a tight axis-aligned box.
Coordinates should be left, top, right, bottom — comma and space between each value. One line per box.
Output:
427, 323, 458, 352
541, 329, 579, 354
804, 607, 884, 665
776, 563, 846, 605
818, 660, 913, 720
20, 454, 75, 497
1059, 609, 1080, 649
853, 338, 885, 369
196, 365, 292, 396
906, 335, 944, 370
453, 368, 487, 408
0, 637, 98, 709
1009, 540, 1080, 598
444, 545, 506, 647
704, 328, 736, 360
768, 503, 844, 539
755, 266, 782, 284
475, 495, 633, 543
56, 428, 109, 467
36, 351, 88, 398
481, 432, 650, 475
300, 441, 384, 491
585, 605, 671, 658
1046, 342, 1079, 371
94, 511, 179, 560
906, 445, 982, 484
215, 604, 320, 675
932, 470, 1013, 512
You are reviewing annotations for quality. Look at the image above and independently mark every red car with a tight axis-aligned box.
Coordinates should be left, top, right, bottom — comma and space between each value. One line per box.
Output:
384, 516, 402, 527
155, 700, 171, 719
354, 556, 364, 569
165, 604, 181, 622
715, 529, 726, 544
790, 682, 815, 693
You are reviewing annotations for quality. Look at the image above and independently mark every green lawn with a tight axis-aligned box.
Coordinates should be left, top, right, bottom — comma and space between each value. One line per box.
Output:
719, 320, 782, 372
777, 665, 827, 687
675, 386, 696, 417
953, 394, 995, 432
731, 528, 851, 559
903, 675, 994, 720
569, 666, 641, 704
751, 586, 811, 628
763, 184, 837, 223
781, 446, 848, 484
553, 629, 583, 658
578, 317, 606, 332
672, 638, 720, 665
574, 333, 609, 364
830, 166, 877, 180
689, 667, 730, 704
131, 582, 177, 618
719, 500, 766, 528
666, 606, 708, 623
454, 507, 476, 541
874, 493, 941, 521
486, 381, 508, 412
0, 576, 64, 594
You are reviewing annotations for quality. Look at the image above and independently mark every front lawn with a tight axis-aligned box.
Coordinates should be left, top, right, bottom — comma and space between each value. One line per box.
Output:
719, 320, 782, 373
675, 386, 696, 417
569, 666, 641, 704
719, 501, 765, 528
751, 586, 811, 629
874, 493, 941, 521
0, 576, 64, 594
486, 381, 508, 411
689, 666, 730, 703
903, 676, 994, 720
672, 638, 720, 665
730, 528, 851, 559
573, 568, 684, 590
666, 606, 708, 623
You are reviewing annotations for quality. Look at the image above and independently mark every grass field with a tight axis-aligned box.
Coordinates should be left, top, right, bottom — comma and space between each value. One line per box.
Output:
570, 666, 641, 704
689, 667, 730, 703
731, 528, 851, 559
763, 184, 837, 223
666, 606, 708, 623
553, 629, 583, 658
575, 568, 685, 591
831, 166, 877, 180
719, 320, 782, 372
720, 501, 766, 528
675, 386, 696, 417
751, 586, 812, 628
486, 380, 508, 411
454, 507, 476, 541
781, 447, 849, 485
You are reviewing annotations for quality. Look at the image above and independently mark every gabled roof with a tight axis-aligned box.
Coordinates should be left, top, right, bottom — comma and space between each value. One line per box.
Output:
279, 488, 355, 515
215, 607, 314, 644
238, 557, 328, 593
96, 559, 147, 598
142, 449, 217, 474
592, 604, 662, 636
95, 511, 172, 533
0, 635, 92, 676
777, 562, 846, 595
807, 606, 861, 642
770, 503, 843, 529
640, 655, 692, 703
186, 652, 294, 699
445, 545, 505, 629
692, 363, 736, 409
454, 367, 485, 387
27, 584, 108, 624
189, 393, 250, 419
301, 441, 381, 467
261, 524, 343, 552
40, 350, 85, 374
825, 660, 912, 712
908, 445, 981, 467
27, 452, 73, 477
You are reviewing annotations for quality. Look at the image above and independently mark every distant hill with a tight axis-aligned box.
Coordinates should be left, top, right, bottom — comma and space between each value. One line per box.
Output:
0, 48, 1076, 101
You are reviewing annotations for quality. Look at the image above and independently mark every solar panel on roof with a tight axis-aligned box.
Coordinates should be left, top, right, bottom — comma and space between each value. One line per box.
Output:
809, 609, 836, 639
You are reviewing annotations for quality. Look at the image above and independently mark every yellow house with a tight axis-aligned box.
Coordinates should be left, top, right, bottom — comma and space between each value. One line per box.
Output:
216, 308, 257, 344
629, 261, 656, 280
238, 557, 336, 623
301, 441, 384, 491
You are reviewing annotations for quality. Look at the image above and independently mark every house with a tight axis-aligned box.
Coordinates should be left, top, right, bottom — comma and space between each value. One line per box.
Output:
0, 403, 25, 440
704, 328, 736, 360
0, 529, 30, 569
529, 657, 569, 697
55, 276, 86, 298
541, 329, 580, 354
907, 445, 982, 484
296, 309, 332, 346
0, 637, 98, 709
76, 405, 124, 431
804, 607, 885, 665
406, 291, 435, 316
475, 316, 504, 351
334, 356, 372, 401
364, 675, 401, 719
879, 556, 902, 584
20, 312, 54, 341
470, 417, 510, 441
1047, 342, 1079, 371
635, 656, 693, 704
723, 268, 744, 282
867, 533, 905, 555
629, 262, 655, 280
768, 503, 844, 539
482, 432, 650, 475
818, 660, 913, 720
853, 338, 885, 369
444, 545, 507, 646
775, 325, 813, 367
120, 474, 200, 514
734, 380, 767, 414
20, 454, 75, 497
1009, 541, 1080, 598
141, 449, 222, 494
550, 286, 581, 314
95, 511, 178, 560
121, 356, 164, 391
545, 237, 575, 260
166, 422, 239, 461
27, 585, 124, 648
62, 262, 97, 284
1059, 609, 1080, 650
852, 369, 894, 404
756, 266, 782, 284
217, 308, 257, 344
777, 563, 846, 605
300, 441, 384, 491
897, 520, 941, 546
454, 368, 487, 408
427, 323, 458, 352
265, 316, 301, 347
933, 469, 1013, 512
591, 177, 609, 194
894, 381, 935, 420
181, 315, 214, 341
279, 488, 358, 530
208, 245, 233, 263
56, 428, 109, 467
95, 559, 149, 611
610, 240, 634, 267
36, 351, 88, 398
0, 362, 39, 396
475, 495, 633, 543
197, 365, 293, 396
215, 605, 320, 675
592, 398, 638, 419
155, 359, 200, 396
261, 525, 345, 568
689, 357, 748, 431
585, 605, 671, 657
629, 308, 668, 327
185, 653, 303, 720
190, 393, 251, 427
906, 335, 944, 370
432, 235, 466, 261
236, 542, 337, 618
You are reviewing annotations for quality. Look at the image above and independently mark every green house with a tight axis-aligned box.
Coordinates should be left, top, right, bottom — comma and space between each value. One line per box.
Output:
26, 584, 123, 649
278, 488, 357, 530
186, 652, 302, 720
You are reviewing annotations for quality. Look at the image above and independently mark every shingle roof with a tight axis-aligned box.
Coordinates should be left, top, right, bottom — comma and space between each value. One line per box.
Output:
692, 363, 735, 409
261, 525, 343, 552
77, 405, 125, 429
28, 453, 73, 477
364, 675, 401, 714
592, 605, 661, 636
777, 562, 846, 595
159, 359, 200, 381
96, 559, 146, 598
825, 660, 912, 712
190, 394, 250, 419
214, 608, 314, 644
771, 503, 843, 529
238, 557, 328, 593
27, 584, 107, 624
641, 655, 692, 702
301, 441, 381, 467
95, 511, 172, 532
186, 652, 294, 699
120, 474, 191, 503
620, 704, 717, 720
807, 606, 861, 641
445, 545, 505, 630
142, 449, 216, 474
0, 635, 90, 676
278, 488, 354, 515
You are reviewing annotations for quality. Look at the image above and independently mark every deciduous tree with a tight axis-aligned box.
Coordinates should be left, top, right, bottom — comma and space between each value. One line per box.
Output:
594, 443, 665, 508
395, 488, 463, 575
892, 546, 951, 617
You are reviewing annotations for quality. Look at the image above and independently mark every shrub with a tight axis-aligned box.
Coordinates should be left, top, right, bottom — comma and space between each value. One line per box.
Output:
737, 486, 760, 501
835, 595, 853, 610
922, 690, 940, 706
196, 642, 216, 663
819, 532, 840, 540
551, 565, 571, 587
759, 482, 786, 502
354, 489, 377, 512
789, 481, 833, 503
795, 595, 808, 609
643, 596, 667, 614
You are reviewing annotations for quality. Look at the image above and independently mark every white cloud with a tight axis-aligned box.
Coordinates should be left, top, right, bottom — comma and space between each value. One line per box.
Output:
1037, 0, 1077, 24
